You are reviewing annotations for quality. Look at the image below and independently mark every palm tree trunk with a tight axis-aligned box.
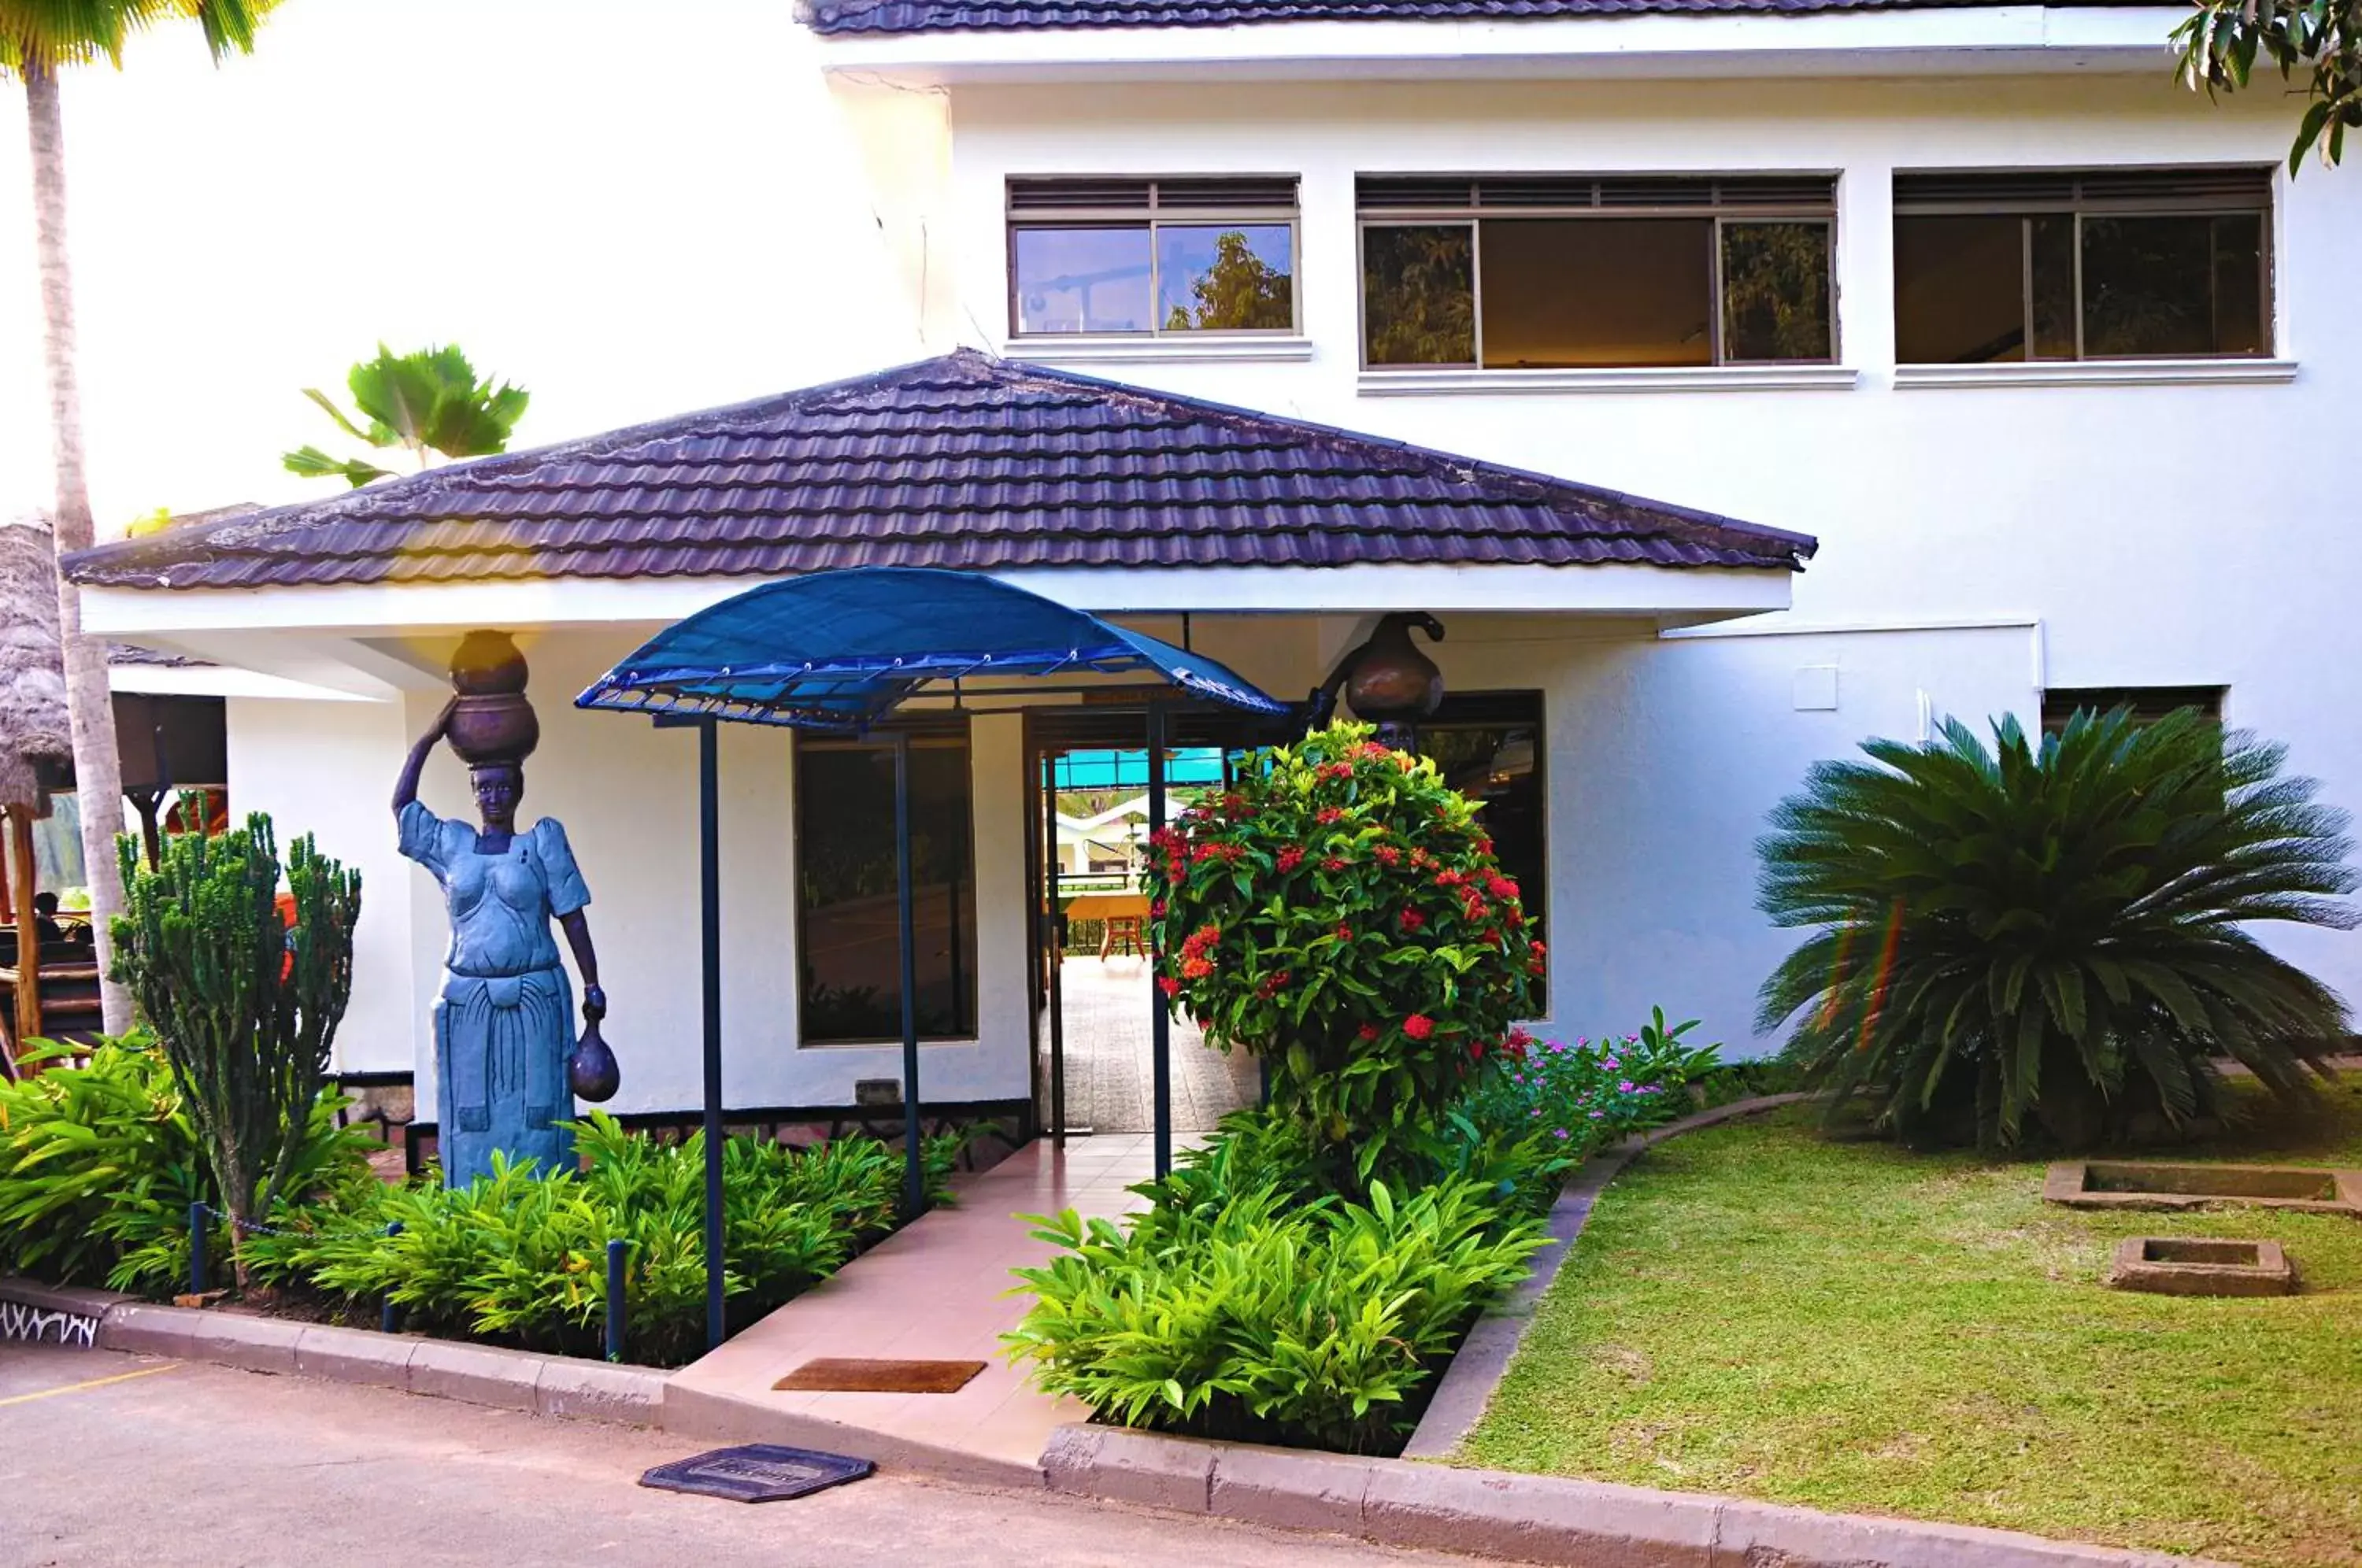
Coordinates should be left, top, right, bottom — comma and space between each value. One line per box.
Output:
24, 62, 133, 1036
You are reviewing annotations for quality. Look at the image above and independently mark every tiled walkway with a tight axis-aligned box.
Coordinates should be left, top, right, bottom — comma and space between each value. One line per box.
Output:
1044, 956, 1261, 1132
665, 1133, 1172, 1483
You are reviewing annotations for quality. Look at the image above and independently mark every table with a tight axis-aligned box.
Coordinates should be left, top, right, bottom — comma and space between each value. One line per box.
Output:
1061, 892, 1150, 960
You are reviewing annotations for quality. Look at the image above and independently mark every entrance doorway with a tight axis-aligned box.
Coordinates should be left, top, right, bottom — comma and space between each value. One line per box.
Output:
1026, 708, 1272, 1137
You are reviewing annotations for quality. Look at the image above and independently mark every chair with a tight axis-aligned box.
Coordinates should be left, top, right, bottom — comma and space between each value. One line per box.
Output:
1100, 915, 1144, 960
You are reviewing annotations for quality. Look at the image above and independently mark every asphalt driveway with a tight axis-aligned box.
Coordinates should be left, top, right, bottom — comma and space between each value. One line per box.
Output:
0, 1343, 1479, 1568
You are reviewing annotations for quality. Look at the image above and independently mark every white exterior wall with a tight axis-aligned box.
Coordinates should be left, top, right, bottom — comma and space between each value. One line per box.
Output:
224, 695, 419, 1077
855, 68, 2362, 1048
1435, 619, 2037, 1042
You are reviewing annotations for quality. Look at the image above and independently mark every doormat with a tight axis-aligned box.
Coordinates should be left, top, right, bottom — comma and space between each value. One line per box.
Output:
639, 1444, 875, 1503
774, 1357, 988, 1394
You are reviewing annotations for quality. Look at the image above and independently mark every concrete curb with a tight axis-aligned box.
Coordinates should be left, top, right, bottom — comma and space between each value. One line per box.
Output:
0, 1275, 665, 1426
1404, 1092, 1809, 1460
1044, 1426, 2223, 1568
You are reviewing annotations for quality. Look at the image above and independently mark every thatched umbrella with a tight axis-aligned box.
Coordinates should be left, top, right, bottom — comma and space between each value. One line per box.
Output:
0, 515, 74, 1070
0, 516, 72, 806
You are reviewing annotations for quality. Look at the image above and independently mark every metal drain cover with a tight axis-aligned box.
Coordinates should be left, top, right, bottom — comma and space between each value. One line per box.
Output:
639, 1444, 876, 1503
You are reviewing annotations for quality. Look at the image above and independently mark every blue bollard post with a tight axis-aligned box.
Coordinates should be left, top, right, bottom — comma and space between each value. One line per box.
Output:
187, 1202, 207, 1295
379, 1222, 403, 1333
605, 1238, 628, 1363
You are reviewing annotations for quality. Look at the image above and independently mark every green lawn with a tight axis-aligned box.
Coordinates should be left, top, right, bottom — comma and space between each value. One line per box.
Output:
1457, 1081, 2362, 1567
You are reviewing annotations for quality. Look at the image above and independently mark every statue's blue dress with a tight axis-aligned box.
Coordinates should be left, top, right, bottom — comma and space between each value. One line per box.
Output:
398, 802, 591, 1188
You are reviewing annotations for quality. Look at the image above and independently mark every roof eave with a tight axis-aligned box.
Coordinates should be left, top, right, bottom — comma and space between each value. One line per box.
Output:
809, 6, 2186, 83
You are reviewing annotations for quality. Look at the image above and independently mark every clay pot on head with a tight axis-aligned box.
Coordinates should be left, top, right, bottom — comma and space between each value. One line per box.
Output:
450, 630, 530, 696
446, 630, 539, 764
446, 693, 540, 765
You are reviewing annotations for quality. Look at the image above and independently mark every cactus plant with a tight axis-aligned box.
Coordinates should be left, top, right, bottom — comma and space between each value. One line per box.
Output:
109, 812, 360, 1281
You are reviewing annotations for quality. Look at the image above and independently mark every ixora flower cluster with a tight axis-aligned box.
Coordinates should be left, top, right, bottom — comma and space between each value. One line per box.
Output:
1146, 722, 1544, 1151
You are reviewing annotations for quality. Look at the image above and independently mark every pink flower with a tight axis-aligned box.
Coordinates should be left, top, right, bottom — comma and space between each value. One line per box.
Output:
1358, 1023, 1380, 1042
1399, 908, 1425, 933
1403, 1014, 1435, 1041
1276, 847, 1304, 873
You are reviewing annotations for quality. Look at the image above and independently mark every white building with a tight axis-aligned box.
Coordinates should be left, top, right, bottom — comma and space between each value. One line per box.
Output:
68, 0, 2358, 1133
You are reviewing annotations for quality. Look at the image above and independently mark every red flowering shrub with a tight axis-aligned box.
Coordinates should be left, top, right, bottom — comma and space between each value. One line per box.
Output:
1146, 722, 1542, 1167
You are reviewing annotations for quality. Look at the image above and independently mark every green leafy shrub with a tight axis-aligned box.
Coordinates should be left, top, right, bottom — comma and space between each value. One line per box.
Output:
1147, 721, 1542, 1183
1005, 1170, 1545, 1454
1757, 709, 2356, 1148
0, 1036, 373, 1291
244, 1113, 964, 1366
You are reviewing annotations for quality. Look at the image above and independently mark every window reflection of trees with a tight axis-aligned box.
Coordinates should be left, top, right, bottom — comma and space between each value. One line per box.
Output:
1160, 228, 1294, 331
1720, 223, 1834, 363
1362, 225, 1475, 366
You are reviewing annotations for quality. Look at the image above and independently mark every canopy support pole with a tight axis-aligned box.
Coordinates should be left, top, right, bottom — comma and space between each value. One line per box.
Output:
1043, 753, 1065, 1145
895, 730, 925, 1219
1147, 702, 1171, 1182
698, 716, 726, 1353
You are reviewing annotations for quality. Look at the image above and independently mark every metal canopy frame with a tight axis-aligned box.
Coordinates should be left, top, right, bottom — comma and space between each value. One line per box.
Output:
577, 568, 1289, 1351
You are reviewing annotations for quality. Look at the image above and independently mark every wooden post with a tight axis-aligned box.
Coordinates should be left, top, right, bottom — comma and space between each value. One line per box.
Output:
10, 809, 41, 1045
0, 811, 11, 1082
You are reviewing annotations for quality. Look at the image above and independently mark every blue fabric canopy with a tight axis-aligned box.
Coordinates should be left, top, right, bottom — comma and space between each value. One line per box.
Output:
576, 567, 1290, 729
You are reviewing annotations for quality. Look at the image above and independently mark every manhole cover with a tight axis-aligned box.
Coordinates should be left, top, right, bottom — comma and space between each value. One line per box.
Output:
639, 1444, 875, 1503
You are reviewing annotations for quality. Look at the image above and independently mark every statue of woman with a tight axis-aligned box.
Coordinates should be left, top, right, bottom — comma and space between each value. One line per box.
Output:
394, 697, 605, 1188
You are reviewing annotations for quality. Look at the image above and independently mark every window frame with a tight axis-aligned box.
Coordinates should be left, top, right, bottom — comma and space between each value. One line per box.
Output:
2040, 685, 2228, 735
791, 721, 982, 1048
1005, 176, 1302, 340
1353, 174, 1841, 374
1892, 167, 2275, 364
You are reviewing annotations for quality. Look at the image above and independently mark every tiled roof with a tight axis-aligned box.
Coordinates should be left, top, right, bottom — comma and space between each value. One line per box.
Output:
61, 349, 1814, 591
807, 0, 2140, 36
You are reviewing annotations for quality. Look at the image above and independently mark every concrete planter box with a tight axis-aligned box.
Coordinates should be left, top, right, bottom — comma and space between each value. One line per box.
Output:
2045, 1160, 2362, 1217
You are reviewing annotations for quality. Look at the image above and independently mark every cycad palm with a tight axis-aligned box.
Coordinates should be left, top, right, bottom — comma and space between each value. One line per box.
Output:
5, 0, 278, 1030
1757, 708, 2356, 1148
